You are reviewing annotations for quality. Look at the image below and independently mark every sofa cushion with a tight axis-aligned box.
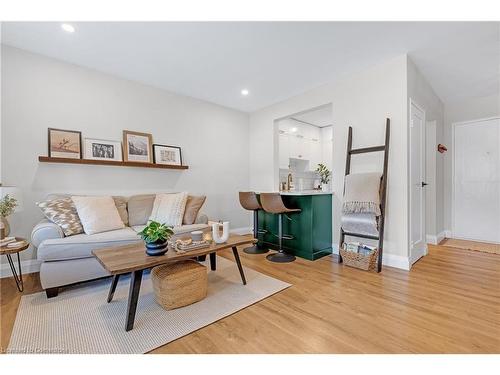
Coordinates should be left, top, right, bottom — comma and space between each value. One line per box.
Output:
127, 194, 155, 226
37, 197, 84, 236
149, 192, 188, 227
183, 195, 206, 225
72, 196, 125, 235
40, 194, 129, 231
113, 196, 129, 226
37, 227, 140, 261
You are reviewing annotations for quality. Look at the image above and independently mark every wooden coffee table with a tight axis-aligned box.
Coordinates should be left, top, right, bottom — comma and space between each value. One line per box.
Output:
93, 235, 256, 331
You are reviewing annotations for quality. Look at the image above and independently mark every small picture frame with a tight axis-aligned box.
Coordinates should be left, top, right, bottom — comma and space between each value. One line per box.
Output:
123, 130, 153, 163
84, 138, 123, 161
153, 144, 183, 166
48, 128, 82, 159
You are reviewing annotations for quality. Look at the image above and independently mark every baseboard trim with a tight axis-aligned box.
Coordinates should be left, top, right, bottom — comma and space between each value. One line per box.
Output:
426, 231, 447, 245
230, 227, 252, 235
382, 253, 410, 270
0, 259, 41, 279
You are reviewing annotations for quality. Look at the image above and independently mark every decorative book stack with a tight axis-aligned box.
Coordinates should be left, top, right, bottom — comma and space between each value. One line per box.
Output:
0, 237, 28, 248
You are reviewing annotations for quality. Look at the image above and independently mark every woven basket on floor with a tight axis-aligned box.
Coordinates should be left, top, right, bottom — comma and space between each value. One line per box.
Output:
151, 260, 207, 310
339, 248, 379, 271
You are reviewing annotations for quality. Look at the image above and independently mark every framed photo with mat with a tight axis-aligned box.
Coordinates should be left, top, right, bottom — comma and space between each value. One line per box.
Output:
48, 128, 82, 159
123, 130, 153, 163
84, 138, 123, 161
153, 144, 183, 166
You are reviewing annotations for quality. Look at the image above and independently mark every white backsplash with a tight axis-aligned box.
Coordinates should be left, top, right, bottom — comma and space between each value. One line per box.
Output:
280, 159, 320, 190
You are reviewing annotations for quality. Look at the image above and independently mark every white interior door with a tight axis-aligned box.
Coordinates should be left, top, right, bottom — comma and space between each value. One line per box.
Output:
453, 118, 500, 243
410, 100, 427, 264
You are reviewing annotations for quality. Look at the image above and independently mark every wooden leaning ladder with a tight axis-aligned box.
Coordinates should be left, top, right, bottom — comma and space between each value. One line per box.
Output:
339, 118, 390, 273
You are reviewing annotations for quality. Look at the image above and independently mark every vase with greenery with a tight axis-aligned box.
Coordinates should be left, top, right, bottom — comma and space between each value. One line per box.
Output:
137, 220, 174, 256
315, 163, 332, 192
0, 194, 18, 238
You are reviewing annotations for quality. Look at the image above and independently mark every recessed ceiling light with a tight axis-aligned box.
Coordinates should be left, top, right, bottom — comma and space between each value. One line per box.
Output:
241, 89, 249, 96
61, 23, 75, 33
290, 127, 298, 132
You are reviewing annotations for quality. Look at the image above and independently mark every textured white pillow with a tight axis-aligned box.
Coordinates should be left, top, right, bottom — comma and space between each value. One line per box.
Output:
71, 196, 125, 235
149, 192, 188, 227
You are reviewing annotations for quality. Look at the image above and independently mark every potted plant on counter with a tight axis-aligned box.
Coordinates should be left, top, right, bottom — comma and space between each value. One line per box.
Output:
138, 220, 174, 256
316, 163, 332, 192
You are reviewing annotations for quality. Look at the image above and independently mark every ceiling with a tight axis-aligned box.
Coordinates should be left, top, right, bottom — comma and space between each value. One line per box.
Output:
290, 105, 332, 128
2, 22, 499, 112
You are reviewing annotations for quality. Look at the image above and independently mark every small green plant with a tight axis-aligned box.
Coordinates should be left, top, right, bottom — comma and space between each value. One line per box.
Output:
0, 194, 18, 217
315, 163, 331, 185
137, 221, 174, 244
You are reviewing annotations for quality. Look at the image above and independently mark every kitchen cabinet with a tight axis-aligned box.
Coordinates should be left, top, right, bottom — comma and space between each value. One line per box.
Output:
278, 121, 325, 170
257, 192, 333, 260
289, 134, 310, 160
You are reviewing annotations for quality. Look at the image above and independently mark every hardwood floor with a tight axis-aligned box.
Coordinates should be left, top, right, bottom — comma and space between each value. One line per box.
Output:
440, 238, 500, 255
1, 241, 499, 354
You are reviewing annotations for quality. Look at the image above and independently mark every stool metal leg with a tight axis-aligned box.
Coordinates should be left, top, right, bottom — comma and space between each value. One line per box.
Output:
6, 252, 24, 292
243, 210, 269, 254
266, 213, 296, 263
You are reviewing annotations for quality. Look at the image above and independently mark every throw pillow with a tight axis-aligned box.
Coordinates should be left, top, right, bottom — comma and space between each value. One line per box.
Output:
127, 194, 155, 226
149, 192, 188, 227
112, 196, 129, 226
182, 195, 206, 225
37, 197, 84, 236
71, 196, 125, 235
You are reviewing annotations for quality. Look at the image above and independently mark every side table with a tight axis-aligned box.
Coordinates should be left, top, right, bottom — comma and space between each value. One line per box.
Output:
0, 237, 29, 292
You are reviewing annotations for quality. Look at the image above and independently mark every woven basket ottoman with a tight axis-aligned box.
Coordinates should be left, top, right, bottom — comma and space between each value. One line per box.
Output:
151, 260, 207, 310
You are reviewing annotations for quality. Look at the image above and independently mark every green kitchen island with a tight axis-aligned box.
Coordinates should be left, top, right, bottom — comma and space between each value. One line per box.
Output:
256, 191, 333, 261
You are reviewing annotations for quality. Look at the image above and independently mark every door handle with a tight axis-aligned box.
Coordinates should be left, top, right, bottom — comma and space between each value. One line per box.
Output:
421, 182, 429, 187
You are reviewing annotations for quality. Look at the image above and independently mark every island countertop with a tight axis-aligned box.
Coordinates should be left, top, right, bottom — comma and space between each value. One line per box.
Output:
279, 190, 333, 196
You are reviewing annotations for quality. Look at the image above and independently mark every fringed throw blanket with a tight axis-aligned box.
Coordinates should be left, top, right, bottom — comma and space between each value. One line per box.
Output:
342, 173, 381, 216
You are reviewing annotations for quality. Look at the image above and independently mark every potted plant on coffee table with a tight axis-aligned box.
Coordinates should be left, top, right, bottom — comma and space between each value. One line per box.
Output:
138, 221, 174, 256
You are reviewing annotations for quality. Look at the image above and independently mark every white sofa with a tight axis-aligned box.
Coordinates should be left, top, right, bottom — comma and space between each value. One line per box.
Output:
31, 194, 209, 298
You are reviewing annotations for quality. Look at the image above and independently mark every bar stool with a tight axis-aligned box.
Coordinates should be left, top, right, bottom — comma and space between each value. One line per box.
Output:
238, 192, 269, 254
259, 193, 301, 263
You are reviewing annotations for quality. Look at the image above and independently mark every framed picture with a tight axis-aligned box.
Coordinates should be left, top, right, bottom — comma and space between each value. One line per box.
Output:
122, 130, 153, 163
84, 138, 122, 161
48, 128, 82, 159
153, 144, 183, 166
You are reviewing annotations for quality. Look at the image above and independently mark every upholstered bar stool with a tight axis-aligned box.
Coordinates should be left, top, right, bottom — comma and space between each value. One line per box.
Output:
259, 193, 301, 263
239, 192, 268, 254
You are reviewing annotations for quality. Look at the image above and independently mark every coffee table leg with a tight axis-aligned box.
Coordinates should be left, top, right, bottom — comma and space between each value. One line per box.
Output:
125, 270, 143, 331
107, 274, 120, 303
232, 246, 246, 285
6, 253, 23, 292
210, 252, 216, 271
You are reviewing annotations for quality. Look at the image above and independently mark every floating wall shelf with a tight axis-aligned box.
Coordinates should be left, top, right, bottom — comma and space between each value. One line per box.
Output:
38, 156, 189, 170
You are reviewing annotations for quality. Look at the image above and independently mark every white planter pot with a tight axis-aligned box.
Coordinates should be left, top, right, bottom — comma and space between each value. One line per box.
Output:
321, 184, 329, 192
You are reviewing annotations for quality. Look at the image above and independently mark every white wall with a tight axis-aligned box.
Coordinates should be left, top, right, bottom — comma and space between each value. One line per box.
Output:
406, 57, 445, 240
443, 93, 500, 232
249, 55, 409, 267
321, 126, 333, 171
1, 46, 250, 262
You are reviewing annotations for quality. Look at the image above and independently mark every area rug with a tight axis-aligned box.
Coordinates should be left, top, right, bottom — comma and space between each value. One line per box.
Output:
440, 238, 500, 255
7, 256, 290, 354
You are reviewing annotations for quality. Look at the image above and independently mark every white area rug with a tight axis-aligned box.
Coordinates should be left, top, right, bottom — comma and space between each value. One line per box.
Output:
8, 256, 290, 354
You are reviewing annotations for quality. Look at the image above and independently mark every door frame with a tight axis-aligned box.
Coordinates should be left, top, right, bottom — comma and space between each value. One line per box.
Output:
408, 98, 427, 265
451, 116, 500, 243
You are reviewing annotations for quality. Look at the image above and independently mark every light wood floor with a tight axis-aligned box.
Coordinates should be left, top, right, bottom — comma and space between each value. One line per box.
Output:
1, 241, 499, 354
440, 238, 500, 255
